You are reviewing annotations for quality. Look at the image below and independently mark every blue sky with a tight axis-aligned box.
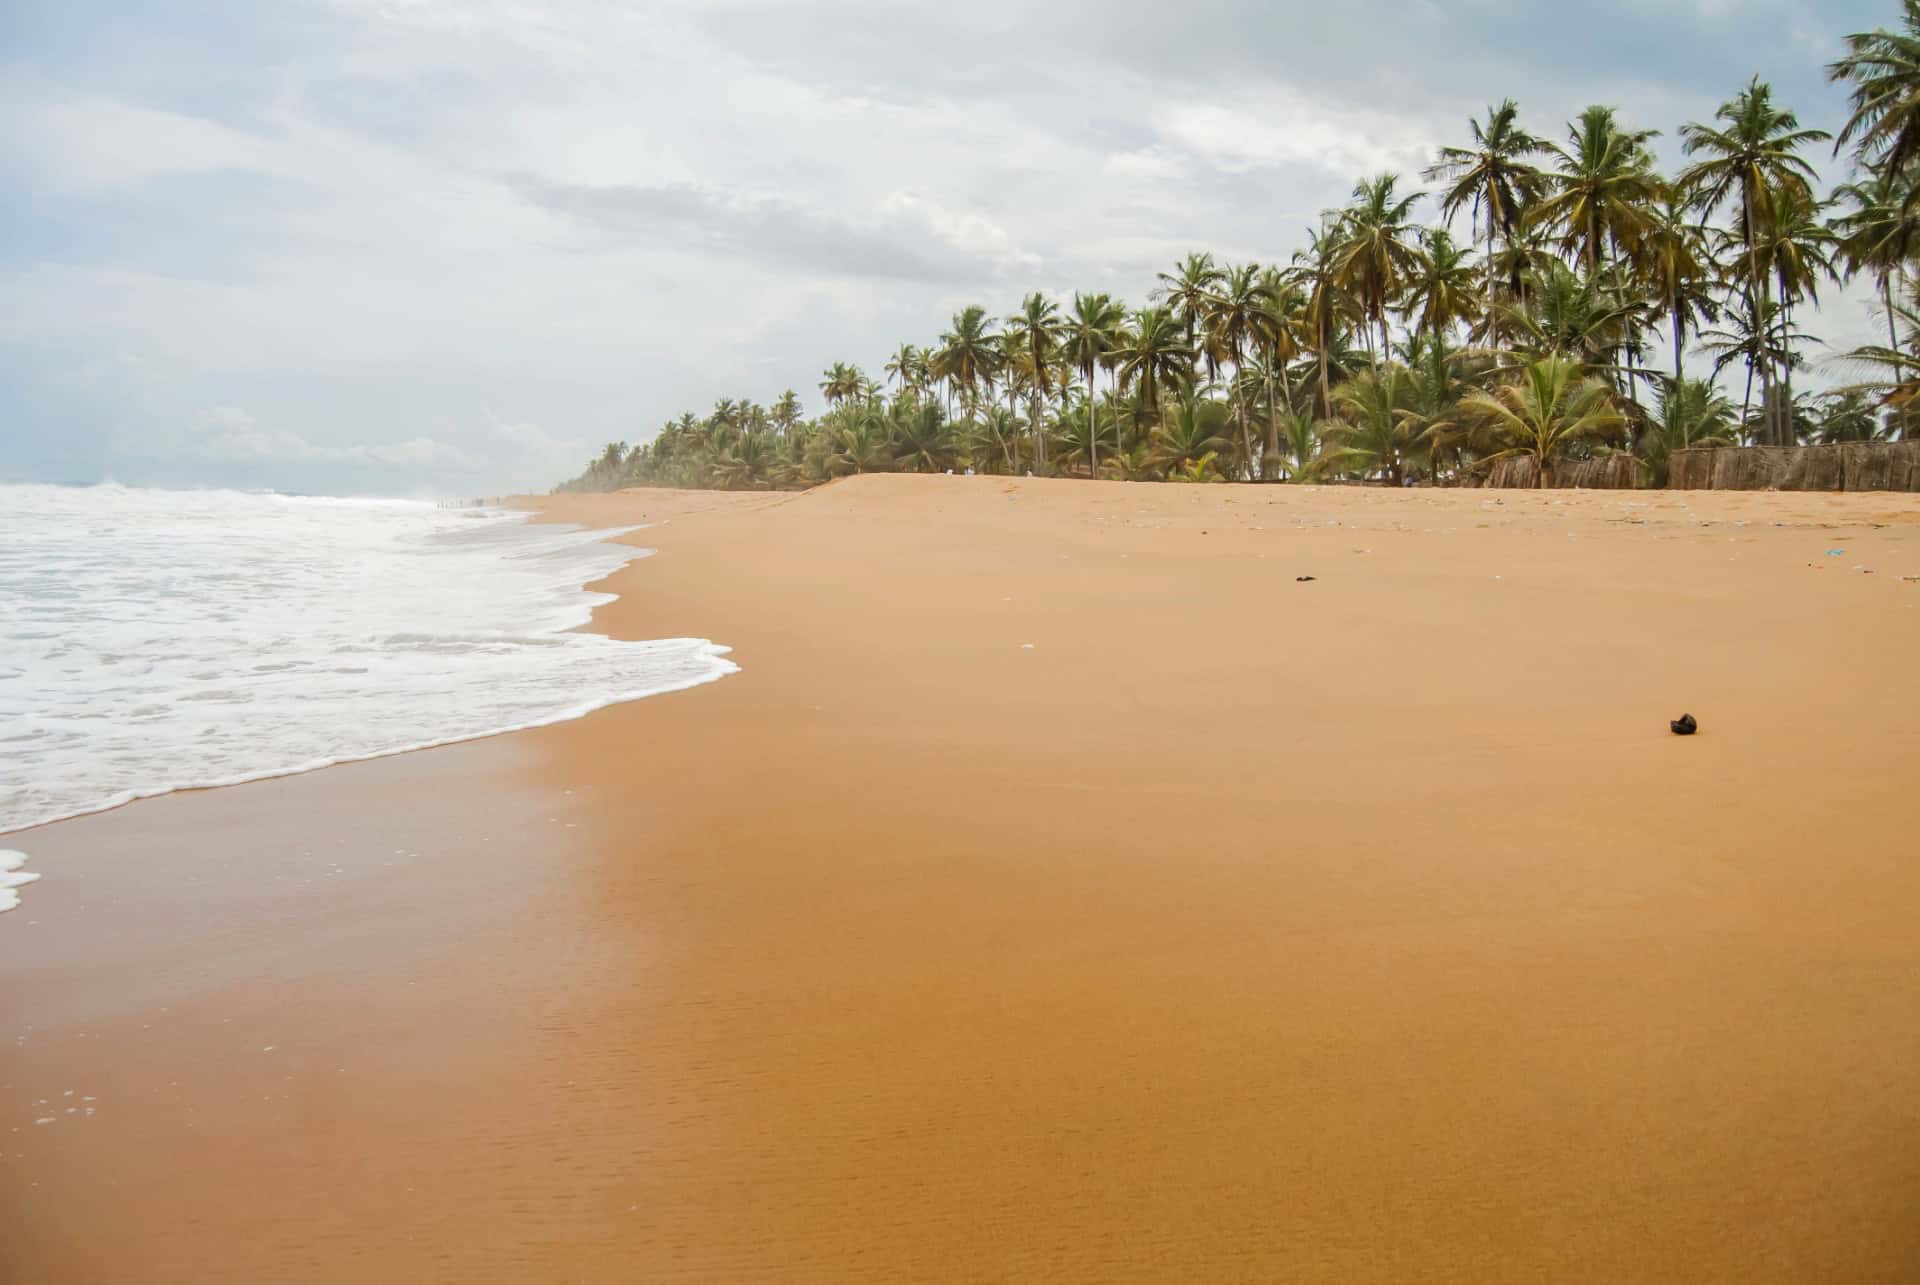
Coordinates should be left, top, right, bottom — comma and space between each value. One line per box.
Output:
0, 0, 1892, 494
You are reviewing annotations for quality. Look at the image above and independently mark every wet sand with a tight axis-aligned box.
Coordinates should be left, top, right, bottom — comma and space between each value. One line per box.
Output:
7, 475, 1920, 1282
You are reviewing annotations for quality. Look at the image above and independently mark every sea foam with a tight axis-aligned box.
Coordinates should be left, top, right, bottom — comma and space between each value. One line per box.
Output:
0, 485, 737, 835
0, 850, 39, 913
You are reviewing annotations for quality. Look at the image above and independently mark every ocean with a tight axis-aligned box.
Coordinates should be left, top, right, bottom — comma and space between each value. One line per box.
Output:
0, 484, 734, 856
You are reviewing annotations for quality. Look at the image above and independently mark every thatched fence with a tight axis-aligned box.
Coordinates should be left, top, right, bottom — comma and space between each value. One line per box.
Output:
1667, 441, 1920, 492
1480, 454, 1644, 489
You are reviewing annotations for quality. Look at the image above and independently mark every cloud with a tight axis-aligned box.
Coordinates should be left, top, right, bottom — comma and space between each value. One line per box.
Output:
1155, 95, 1438, 179
187, 407, 481, 471
509, 177, 1038, 282
0, 0, 1898, 495
1, 89, 275, 195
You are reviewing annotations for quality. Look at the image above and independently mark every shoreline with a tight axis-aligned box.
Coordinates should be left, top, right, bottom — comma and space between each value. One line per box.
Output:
0, 497, 740, 843
8, 476, 1920, 1281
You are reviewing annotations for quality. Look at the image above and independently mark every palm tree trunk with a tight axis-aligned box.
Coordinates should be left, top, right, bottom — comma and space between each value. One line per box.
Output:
1778, 296, 1796, 445
1884, 273, 1908, 441
1318, 338, 1332, 420
1262, 347, 1282, 482
1672, 305, 1684, 389
1085, 364, 1098, 477
1232, 356, 1254, 481
1484, 213, 1497, 349
1031, 387, 1046, 479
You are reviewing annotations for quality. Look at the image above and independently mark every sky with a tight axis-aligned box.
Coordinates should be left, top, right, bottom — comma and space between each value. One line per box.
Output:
0, 0, 1896, 495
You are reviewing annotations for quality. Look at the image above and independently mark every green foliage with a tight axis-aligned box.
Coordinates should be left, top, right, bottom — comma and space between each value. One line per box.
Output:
561, 39, 1920, 495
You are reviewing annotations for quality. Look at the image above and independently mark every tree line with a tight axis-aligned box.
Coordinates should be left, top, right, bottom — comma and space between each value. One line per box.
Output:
563, 5, 1920, 493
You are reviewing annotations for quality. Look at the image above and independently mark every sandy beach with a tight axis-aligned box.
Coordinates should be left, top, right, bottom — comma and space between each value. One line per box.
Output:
7, 475, 1920, 1282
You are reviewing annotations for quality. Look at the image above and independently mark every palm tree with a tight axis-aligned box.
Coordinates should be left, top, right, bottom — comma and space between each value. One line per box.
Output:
1461, 357, 1627, 486
969, 406, 1025, 474
1330, 174, 1428, 364
1154, 253, 1226, 349
1640, 377, 1737, 484
1112, 307, 1196, 421
1203, 263, 1269, 478
1809, 389, 1890, 443
1049, 397, 1119, 477
884, 344, 925, 395
770, 390, 803, 433
1267, 410, 1327, 481
1757, 184, 1835, 426
1147, 394, 1233, 476
822, 408, 896, 477
819, 362, 866, 407
1501, 259, 1640, 371
1833, 169, 1920, 433
1287, 222, 1355, 416
1424, 99, 1552, 339
1060, 292, 1127, 475
1534, 106, 1662, 277
1830, 2, 1920, 201
1250, 268, 1306, 478
1007, 292, 1064, 476
928, 306, 1003, 419
1699, 298, 1809, 436
1678, 79, 1830, 445
1638, 194, 1719, 387
1403, 228, 1480, 342
889, 400, 960, 473
1325, 367, 1424, 484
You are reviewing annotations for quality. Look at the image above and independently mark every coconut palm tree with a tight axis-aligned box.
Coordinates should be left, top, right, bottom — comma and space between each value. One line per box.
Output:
1330, 174, 1429, 364
1403, 228, 1480, 342
1460, 356, 1627, 486
1154, 253, 1227, 349
884, 344, 925, 395
1112, 307, 1196, 420
1501, 260, 1640, 372
928, 305, 1003, 419
1007, 292, 1064, 476
770, 390, 803, 433
1424, 99, 1552, 338
1049, 397, 1119, 477
1640, 377, 1737, 484
1287, 221, 1355, 416
1757, 184, 1836, 425
1830, 1, 1920, 200
822, 408, 896, 477
1677, 79, 1830, 444
1203, 263, 1269, 478
1250, 268, 1307, 478
1324, 367, 1424, 484
1638, 194, 1720, 387
819, 362, 866, 407
1060, 291, 1127, 475
1533, 106, 1662, 277
1268, 410, 1327, 481
1833, 169, 1920, 434
968, 406, 1025, 474
1809, 389, 1889, 443
1147, 394, 1233, 476
889, 400, 961, 473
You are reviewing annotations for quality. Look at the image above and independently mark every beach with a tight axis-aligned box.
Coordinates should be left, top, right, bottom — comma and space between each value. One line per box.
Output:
7, 474, 1920, 1281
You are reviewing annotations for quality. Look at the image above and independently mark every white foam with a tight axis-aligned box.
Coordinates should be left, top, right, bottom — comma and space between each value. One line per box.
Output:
1, 850, 39, 913
0, 485, 738, 835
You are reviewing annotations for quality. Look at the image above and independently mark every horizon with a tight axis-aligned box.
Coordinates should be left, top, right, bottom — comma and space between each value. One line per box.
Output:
1, 0, 1891, 495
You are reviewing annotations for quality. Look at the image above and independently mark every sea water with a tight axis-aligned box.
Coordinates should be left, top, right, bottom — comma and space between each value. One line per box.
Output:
0, 485, 735, 857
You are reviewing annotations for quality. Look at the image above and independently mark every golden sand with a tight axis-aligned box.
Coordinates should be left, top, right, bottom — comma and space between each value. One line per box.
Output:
6, 476, 1920, 1281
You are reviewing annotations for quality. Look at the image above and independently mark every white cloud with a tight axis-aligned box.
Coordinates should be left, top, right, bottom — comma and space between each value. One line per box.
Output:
1156, 95, 1437, 179
0, 86, 275, 196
